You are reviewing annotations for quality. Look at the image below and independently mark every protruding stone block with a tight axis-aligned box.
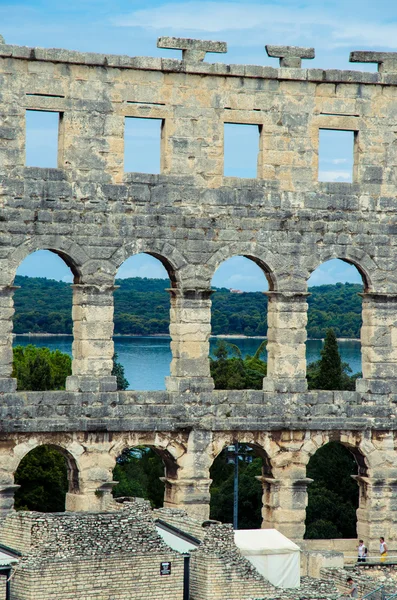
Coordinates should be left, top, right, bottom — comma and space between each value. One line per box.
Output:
266, 45, 315, 67
0, 377, 17, 392
66, 375, 117, 392
165, 375, 214, 393
0, 484, 20, 517
157, 36, 227, 62
350, 51, 397, 73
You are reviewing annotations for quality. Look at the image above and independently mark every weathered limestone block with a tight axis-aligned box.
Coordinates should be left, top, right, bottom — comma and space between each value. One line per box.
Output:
163, 430, 213, 521
0, 285, 17, 391
157, 37, 227, 62
350, 51, 397, 73
166, 288, 214, 392
266, 45, 315, 68
259, 475, 313, 541
359, 293, 397, 392
66, 284, 117, 392
264, 292, 308, 392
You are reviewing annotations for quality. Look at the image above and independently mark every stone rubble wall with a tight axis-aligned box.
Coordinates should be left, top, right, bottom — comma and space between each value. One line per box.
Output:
0, 499, 185, 600
321, 566, 397, 597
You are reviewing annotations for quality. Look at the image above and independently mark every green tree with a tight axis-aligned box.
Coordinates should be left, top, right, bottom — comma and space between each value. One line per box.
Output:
316, 329, 343, 389
12, 345, 72, 391
14, 445, 68, 512
307, 328, 361, 391
112, 352, 129, 390
112, 447, 165, 508
210, 446, 263, 529
210, 340, 267, 390
305, 442, 359, 539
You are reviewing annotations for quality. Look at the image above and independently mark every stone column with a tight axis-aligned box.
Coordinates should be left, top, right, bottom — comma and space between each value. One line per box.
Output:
0, 484, 20, 518
257, 476, 312, 541
65, 447, 116, 512
358, 293, 397, 394
66, 284, 117, 392
264, 292, 309, 393
353, 475, 397, 552
166, 288, 214, 393
0, 285, 17, 392
162, 477, 212, 521
161, 430, 213, 521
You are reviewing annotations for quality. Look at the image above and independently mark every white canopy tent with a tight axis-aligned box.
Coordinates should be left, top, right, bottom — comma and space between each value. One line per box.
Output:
234, 529, 300, 589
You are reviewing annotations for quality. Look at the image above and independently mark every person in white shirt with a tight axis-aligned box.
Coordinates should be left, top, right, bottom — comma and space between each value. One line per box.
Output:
357, 539, 367, 563
379, 537, 388, 563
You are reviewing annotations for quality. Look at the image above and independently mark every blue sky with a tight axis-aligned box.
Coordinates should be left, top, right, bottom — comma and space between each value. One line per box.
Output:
6, 0, 395, 290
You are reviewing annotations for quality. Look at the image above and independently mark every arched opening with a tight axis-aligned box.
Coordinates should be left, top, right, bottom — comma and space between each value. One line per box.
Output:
112, 446, 175, 508
114, 253, 172, 390
305, 441, 363, 539
209, 443, 271, 529
210, 256, 270, 390
307, 259, 363, 390
14, 444, 79, 512
12, 250, 76, 390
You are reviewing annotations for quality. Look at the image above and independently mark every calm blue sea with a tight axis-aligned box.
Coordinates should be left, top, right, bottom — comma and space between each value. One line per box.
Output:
13, 336, 362, 391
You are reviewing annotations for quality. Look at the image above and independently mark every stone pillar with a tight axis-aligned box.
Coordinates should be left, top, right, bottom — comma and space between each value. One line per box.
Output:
166, 289, 214, 393
264, 292, 308, 393
357, 293, 397, 394
65, 448, 116, 512
257, 476, 312, 541
0, 484, 20, 518
0, 285, 17, 392
162, 477, 212, 522
161, 430, 213, 521
66, 284, 117, 392
353, 475, 397, 552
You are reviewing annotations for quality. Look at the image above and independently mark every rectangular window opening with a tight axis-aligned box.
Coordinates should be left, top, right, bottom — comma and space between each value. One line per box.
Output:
124, 117, 163, 174
25, 109, 61, 168
318, 129, 356, 183
224, 123, 261, 178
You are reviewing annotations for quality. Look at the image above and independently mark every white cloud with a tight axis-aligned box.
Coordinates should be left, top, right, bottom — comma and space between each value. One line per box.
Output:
112, 1, 397, 51
330, 158, 348, 165
318, 170, 351, 182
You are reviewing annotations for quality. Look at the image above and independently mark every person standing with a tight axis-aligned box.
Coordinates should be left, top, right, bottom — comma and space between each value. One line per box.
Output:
346, 577, 358, 598
379, 537, 388, 563
357, 539, 367, 563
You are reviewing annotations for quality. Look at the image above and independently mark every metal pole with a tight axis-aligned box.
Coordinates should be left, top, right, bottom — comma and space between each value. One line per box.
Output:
233, 442, 239, 530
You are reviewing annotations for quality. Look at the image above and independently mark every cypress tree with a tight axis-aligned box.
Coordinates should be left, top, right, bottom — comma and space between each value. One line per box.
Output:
316, 328, 343, 390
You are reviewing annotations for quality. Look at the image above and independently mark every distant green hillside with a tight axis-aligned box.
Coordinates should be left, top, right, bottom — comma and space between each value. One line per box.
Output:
13, 276, 363, 339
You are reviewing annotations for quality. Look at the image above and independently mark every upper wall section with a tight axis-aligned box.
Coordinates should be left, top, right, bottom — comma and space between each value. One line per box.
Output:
2, 35, 397, 191
2, 37, 397, 293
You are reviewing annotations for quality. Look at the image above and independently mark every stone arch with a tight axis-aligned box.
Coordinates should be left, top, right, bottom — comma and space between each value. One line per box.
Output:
13, 441, 80, 494
303, 432, 367, 540
211, 432, 272, 475
11, 442, 80, 513
6, 237, 88, 285
305, 248, 376, 292
111, 434, 186, 510
205, 243, 281, 291
110, 241, 189, 288
110, 432, 188, 478
209, 433, 273, 528
304, 431, 368, 475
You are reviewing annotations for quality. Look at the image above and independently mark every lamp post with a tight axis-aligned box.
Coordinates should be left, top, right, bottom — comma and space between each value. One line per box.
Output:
226, 443, 253, 530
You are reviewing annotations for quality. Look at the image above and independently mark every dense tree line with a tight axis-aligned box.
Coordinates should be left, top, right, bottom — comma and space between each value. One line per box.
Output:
13, 276, 363, 339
